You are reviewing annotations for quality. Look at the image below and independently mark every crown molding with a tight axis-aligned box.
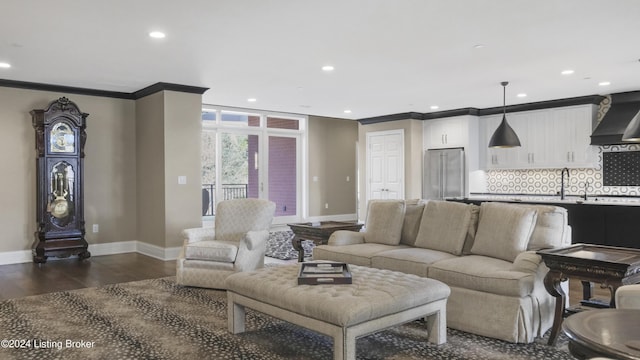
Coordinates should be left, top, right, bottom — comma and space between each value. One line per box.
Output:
359, 94, 607, 124
358, 112, 423, 125
0, 79, 209, 100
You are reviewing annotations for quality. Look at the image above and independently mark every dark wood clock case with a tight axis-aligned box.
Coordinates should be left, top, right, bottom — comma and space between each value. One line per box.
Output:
32, 97, 90, 263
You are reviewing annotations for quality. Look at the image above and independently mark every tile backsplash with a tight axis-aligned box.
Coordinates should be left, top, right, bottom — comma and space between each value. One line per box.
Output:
486, 144, 640, 196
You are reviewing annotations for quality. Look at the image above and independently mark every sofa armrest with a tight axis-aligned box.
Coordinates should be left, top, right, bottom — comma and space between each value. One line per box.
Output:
511, 251, 543, 274
327, 230, 365, 246
182, 227, 215, 245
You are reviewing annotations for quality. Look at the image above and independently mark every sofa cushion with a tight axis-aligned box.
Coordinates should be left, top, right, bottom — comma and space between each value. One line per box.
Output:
312, 243, 407, 267
364, 200, 405, 245
400, 201, 426, 246
520, 205, 569, 250
371, 248, 458, 277
427, 255, 535, 297
184, 240, 238, 262
470, 202, 537, 262
414, 201, 473, 255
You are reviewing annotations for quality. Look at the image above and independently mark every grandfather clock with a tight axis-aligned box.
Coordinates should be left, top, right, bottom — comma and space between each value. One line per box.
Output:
32, 97, 90, 263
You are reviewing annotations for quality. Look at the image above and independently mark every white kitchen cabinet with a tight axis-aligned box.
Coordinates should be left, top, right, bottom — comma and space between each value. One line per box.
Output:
424, 116, 466, 149
548, 105, 598, 168
480, 104, 597, 170
509, 110, 550, 168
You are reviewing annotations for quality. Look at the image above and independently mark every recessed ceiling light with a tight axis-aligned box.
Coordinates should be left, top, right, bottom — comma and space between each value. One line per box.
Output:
322, 65, 334, 72
149, 31, 166, 39
0, 62, 11, 68
473, 44, 485, 49
598, 81, 611, 86
343, 110, 352, 114
430, 105, 439, 110
517, 93, 527, 98
561, 69, 575, 75
247, 98, 257, 102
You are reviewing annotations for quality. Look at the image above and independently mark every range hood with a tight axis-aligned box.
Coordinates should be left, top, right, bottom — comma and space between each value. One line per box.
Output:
590, 91, 640, 145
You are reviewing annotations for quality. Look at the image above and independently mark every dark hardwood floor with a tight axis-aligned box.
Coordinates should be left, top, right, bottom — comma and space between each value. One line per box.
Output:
0, 253, 175, 300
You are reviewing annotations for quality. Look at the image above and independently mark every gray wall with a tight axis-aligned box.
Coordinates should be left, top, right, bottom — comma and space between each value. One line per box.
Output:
308, 116, 358, 218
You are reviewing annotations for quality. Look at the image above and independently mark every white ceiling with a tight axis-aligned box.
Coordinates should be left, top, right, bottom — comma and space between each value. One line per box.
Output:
2, 0, 640, 119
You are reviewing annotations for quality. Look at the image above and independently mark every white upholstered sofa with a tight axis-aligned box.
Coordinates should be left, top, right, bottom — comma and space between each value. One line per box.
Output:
313, 199, 571, 343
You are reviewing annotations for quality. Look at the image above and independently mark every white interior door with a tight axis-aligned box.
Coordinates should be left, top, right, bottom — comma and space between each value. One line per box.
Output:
367, 130, 404, 201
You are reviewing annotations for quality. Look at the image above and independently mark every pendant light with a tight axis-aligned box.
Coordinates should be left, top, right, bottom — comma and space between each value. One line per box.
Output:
488, 81, 521, 148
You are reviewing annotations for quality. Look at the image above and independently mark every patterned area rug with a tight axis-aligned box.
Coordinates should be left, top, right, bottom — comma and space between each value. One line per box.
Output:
265, 230, 315, 260
0, 277, 573, 359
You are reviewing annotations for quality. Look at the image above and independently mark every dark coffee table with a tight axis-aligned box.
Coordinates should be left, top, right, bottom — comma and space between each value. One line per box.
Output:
538, 243, 640, 345
563, 309, 640, 360
287, 221, 363, 262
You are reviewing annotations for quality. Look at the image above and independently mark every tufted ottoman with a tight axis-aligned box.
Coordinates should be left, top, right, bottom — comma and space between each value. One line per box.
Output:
226, 263, 451, 360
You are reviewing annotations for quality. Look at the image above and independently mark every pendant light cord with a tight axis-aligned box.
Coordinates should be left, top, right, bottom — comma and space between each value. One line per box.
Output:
501, 81, 509, 116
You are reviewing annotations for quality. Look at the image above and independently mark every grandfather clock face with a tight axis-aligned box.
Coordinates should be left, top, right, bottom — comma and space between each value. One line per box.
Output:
50, 122, 76, 153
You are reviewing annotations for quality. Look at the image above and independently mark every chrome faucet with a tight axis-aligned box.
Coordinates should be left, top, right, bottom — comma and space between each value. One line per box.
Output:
583, 180, 589, 200
560, 167, 570, 200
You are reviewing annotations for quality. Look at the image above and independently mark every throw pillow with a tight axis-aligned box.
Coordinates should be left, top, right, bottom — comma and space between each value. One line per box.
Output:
363, 200, 405, 245
414, 200, 473, 255
521, 205, 568, 250
470, 202, 538, 262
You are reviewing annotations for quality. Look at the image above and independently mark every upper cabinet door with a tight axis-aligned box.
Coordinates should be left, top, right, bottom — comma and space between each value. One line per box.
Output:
425, 117, 466, 149
549, 105, 598, 168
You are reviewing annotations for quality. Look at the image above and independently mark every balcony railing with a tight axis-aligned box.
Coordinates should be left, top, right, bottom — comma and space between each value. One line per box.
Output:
202, 183, 248, 216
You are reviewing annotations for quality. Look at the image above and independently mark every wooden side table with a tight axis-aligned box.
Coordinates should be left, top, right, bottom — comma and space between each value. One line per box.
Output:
287, 221, 363, 262
538, 244, 640, 346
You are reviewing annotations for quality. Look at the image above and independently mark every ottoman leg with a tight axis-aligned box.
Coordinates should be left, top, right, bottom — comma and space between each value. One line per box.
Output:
425, 308, 446, 345
334, 329, 356, 360
227, 293, 246, 334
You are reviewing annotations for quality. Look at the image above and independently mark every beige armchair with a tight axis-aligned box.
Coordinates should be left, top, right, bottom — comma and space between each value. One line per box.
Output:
615, 284, 640, 309
176, 198, 276, 289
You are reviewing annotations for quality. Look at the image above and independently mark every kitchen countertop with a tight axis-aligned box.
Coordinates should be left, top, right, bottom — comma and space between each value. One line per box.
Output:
463, 193, 640, 206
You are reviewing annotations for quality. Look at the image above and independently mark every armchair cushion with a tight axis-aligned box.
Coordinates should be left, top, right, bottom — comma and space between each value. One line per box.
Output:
184, 240, 238, 262
215, 199, 276, 242
470, 202, 537, 262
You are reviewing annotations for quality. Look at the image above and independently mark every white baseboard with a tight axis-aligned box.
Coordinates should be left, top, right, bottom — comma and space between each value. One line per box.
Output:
0, 250, 33, 265
135, 241, 181, 261
89, 241, 137, 256
0, 241, 182, 265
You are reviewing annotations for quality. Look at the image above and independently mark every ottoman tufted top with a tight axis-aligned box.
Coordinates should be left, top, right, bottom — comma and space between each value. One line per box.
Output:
226, 264, 450, 327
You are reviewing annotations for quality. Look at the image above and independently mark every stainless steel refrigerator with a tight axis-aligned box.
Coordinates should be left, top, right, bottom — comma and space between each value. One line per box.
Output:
424, 148, 465, 200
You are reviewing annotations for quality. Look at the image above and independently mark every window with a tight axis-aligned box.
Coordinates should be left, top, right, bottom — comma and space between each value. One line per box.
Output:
201, 106, 306, 223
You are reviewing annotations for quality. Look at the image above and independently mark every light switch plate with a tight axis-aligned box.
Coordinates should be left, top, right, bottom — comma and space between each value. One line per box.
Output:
178, 176, 187, 185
